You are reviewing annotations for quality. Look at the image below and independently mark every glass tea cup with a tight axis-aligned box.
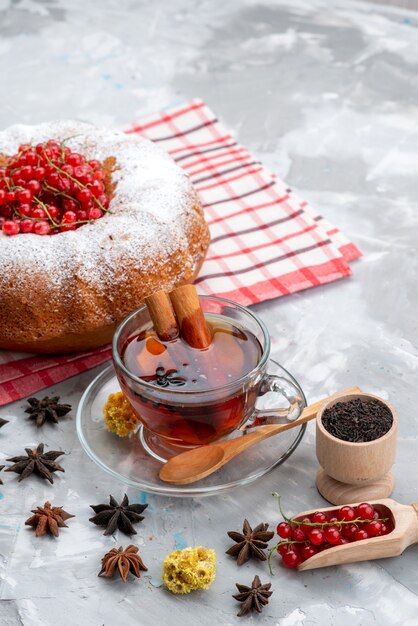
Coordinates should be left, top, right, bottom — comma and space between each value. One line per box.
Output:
112, 296, 305, 461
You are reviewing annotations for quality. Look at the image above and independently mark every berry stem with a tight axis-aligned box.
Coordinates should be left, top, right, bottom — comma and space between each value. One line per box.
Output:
271, 493, 387, 528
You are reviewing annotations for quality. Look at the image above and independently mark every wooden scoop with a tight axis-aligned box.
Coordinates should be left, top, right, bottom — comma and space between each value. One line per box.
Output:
297, 498, 418, 571
159, 386, 361, 484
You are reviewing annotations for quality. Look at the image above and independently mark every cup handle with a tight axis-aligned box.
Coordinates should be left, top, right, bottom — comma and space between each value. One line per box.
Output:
242, 374, 306, 430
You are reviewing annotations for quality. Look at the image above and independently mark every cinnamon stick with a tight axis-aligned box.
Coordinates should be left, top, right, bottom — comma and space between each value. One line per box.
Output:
144, 290, 179, 341
169, 284, 212, 349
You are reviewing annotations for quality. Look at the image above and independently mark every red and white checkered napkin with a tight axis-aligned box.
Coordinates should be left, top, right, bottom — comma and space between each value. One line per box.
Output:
0, 99, 360, 405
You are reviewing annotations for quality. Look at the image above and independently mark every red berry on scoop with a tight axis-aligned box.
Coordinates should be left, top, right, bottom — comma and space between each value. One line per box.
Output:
342, 523, 358, 542
282, 550, 301, 568
325, 526, 341, 545
338, 506, 355, 521
312, 512, 328, 524
364, 521, 382, 537
355, 529, 369, 541
300, 544, 317, 561
292, 528, 306, 542
300, 518, 312, 534
356, 503, 375, 521
277, 522, 292, 539
309, 528, 325, 546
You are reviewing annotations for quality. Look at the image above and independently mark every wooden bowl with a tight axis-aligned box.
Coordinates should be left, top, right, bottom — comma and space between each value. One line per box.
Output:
316, 392, 398, 504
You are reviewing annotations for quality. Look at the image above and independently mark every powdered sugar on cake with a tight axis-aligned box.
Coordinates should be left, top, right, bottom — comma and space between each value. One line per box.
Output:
0, 121, 199, 315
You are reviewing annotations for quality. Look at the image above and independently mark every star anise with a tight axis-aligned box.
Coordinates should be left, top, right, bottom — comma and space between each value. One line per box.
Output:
233, 575, 273, 617
25, 501, 74, 537
226, 519, 274, 566
0, 418, 9, 429
98, 545, 148, 583
89, 494, 148, 536
5, 443, 65, 483
25, 396, 72, 427
0, 465, 4, 485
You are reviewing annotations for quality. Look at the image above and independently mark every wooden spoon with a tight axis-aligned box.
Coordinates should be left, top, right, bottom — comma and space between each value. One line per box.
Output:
297, 498, 418, 571
159, 386, 361, 484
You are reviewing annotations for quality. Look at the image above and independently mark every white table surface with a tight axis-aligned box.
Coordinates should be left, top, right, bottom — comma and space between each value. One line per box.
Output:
1, 0, 418, 624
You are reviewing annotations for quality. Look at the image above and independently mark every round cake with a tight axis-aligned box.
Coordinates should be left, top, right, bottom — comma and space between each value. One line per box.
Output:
0, 121, 210, 353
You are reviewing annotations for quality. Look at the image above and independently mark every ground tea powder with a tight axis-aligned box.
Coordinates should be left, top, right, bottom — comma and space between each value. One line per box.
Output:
321, 398, 393, 443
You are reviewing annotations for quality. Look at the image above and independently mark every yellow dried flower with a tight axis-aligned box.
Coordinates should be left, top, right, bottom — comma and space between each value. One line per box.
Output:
103, 392, 139, 437
162, 546, 216, 594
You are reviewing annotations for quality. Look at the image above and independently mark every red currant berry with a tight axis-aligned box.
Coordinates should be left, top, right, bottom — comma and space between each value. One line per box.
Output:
328, 516, 339, 524
60, 223, 77, 232
44, 164, 55, 177
11, 170, 23, 183
2, 220, 20, 236
93, 169, 105, 181
76, 210, 88, 222
18, 204, 32, 217
356, 503, 375, 521
74, 164, 89, 179
342, 523, 358, 542
276, 522, 292, 539
61, 164, 74, 176
364, 521, 382, 537
354, 529, 369, 541
16, 188, 33, 204
311, 512, 328, 524
380, 523, 389, 535
33, 166, 46, 180
47, 173, 60, 188
62, 198, 79, 212
25, 151, 37, 166
46, 205, 60, 219
47, 140, 60, 151
300, 544, 317, 561
5, 191, 15, 203
30, 207, 47, 219
338, 506, 355, 522
77, 188, 93, 206
325, 526, 341, 545
0, 190, 6, 205
26, 179, 41, 195
62, 210, 77, 224
20, 219, 35, 234
34, 220, 51, 236
88, 159, 100, 169
87, 207, 103, 220
308, 528, 325, 546
19, 143, 31, 153
292, 527, 306, 542
277, 543, 290, 556
20, 166, 34, 181
67, 153, 83, 167
57, 176, 71, 192
299, 518, 312, 534
98, 194, 109, 208
0, 205, 13, 218
89, 180, 105, 197
282, 549, 301, 568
